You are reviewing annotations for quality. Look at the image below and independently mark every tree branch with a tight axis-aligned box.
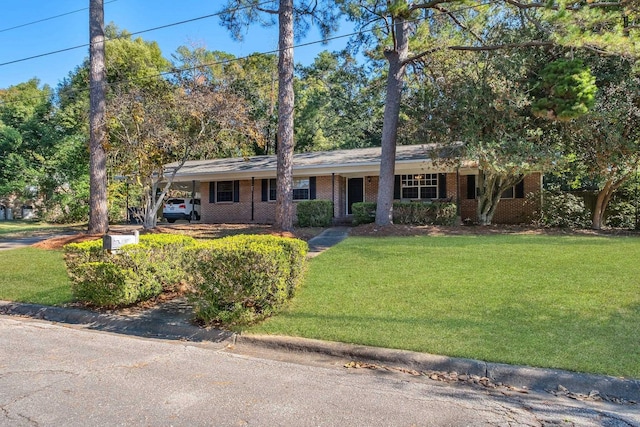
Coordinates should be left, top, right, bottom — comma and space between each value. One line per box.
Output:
448, 40, 553, 51
504, 0, 625, 11
434, 5, 484, 44
408, 0, 454, 13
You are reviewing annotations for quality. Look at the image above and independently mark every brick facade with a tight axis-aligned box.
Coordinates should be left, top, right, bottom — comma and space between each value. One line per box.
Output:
459, 172, 541, 224
199, 171, 541, 225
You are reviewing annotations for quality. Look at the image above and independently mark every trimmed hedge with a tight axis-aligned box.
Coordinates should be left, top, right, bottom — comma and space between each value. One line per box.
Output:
64, 234, 196, 307
351, 201, 457, 226
352, 202, 377, 225
296, 200, 333, 227
186, 234, 308, 326
393, 201, 457, 226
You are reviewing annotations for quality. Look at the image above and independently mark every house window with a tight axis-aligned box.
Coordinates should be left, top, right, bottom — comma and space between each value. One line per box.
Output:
216, 181, 234, 202
401, 174, 437, 200
292, 178, 310, 200
501, 186, 514, 199
268, 178, 277, 201
501, 180, 525, 199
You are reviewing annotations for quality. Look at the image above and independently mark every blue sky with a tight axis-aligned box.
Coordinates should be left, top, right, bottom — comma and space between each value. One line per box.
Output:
0, 0, 352, 89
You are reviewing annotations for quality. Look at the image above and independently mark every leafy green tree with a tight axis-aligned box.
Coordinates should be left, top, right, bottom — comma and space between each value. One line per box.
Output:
438, 51, 561, 225
530, 58, 597, 121
562, 68, 640, 230
294, 50, 383, 151
108, 52, 262, 228
0, 80, 57, 202
172, 46, 278, 155
338, 0, 639, 226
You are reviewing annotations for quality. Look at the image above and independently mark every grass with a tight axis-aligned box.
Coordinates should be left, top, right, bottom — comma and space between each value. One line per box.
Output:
249, 234, 640, 379
0, 248, 73, 305
0, 220, 83, 237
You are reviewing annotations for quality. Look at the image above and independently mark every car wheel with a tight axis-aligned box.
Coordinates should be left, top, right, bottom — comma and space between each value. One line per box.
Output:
194, 212, 201, 221
167, 218, 176, 223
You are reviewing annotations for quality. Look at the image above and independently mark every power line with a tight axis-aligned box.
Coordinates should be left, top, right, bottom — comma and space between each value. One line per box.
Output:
0, 1, 273, 67
0, 0, 119, 33
0, 1, 497, 104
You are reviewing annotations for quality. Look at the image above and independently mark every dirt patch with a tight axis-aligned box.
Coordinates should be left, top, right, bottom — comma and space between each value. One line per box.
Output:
32, 234, 102, 250
30, 222, 640, 250
31, 223, 325, 250
349, 223, 640, 238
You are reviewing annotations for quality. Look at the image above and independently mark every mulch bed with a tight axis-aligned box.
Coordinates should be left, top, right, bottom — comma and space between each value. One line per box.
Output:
30, 223, 640, 251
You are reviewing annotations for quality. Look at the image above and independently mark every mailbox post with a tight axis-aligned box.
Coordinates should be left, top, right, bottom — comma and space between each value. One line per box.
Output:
103, 230, 140, 253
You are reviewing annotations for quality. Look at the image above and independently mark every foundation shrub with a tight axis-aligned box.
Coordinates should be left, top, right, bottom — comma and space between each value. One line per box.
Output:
393, 201, 457, 226
63, 234, 196, 307
296, 200, 334, 227
187, 234, 308, 326
352, 202, 377, 225
352, 201, 457, 226
532, 186, 590, 228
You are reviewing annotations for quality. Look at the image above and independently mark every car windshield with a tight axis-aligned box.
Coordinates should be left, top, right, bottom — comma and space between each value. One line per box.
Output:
166, 199, 185, 204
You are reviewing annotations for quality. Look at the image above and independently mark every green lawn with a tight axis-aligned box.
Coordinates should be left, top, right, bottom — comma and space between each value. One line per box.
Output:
0, 248, 73, 305
249, 234, 640, 379
0, 220, 83, 237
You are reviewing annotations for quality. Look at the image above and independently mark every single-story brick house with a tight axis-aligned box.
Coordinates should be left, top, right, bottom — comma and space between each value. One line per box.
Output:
167, 144, 541, 225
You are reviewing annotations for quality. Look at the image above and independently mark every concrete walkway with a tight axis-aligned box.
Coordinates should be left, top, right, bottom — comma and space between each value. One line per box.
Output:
306, 226, 350, 257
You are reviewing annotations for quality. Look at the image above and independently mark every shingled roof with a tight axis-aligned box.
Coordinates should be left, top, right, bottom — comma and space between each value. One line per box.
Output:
168, 143, 468, 182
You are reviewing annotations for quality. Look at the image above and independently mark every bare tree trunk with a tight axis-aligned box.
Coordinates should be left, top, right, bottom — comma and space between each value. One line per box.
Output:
88, 0, 109, 234
375, 17, 409, 226
275, 0, 295, 231
476, 171, 522, 225
592, 177, 627, 230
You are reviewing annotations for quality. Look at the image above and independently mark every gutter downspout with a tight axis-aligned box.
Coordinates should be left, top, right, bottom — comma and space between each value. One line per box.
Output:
251, 177, 255, 222
191, 180, 196, 221
456, 167, 461, 225
332, 173, 335, 219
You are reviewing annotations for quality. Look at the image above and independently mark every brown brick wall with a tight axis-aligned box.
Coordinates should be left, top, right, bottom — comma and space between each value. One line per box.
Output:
199, 172, 541, 225
201, 176, 342, 224
459, 172, 541, 224
364, 176, 378, 202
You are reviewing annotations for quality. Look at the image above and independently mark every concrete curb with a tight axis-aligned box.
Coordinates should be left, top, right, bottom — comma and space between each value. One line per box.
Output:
236, 334, 640, 404
0, 301, 232, 344
3, 300, 639, 404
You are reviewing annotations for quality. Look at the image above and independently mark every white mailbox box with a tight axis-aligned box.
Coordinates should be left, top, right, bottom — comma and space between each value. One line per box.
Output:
103, 230, 140, 253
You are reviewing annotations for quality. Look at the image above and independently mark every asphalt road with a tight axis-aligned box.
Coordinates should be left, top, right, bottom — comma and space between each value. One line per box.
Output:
1, 316, 638, 426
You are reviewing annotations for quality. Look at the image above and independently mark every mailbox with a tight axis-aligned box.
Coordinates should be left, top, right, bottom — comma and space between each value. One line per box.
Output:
103, 230, 140, 253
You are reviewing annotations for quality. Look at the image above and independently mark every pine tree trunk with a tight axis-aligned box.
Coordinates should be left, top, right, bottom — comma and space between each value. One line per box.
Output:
275, 0, 295, 232
375, 17, 409, 226
88, 0, 109, 234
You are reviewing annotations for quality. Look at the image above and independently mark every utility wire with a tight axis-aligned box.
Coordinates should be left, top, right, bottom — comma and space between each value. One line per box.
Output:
0, 0, 119, 33
0, 1, 273, 67
0, 1, 496, 104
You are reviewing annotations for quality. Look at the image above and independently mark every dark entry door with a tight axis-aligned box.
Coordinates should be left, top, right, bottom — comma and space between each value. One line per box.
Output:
347, 178, 364, 214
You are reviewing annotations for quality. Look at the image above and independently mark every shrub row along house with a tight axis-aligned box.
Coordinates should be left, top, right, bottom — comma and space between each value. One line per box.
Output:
167, 144, 541, 225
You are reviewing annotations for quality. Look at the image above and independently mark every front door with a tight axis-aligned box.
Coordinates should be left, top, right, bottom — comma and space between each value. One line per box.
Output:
347, 178, 364, 214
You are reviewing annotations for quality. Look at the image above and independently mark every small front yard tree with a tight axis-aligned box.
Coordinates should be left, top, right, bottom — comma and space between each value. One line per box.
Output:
450, 53, 561, 225
107, 40, 262, 229
562, 66, 640, 230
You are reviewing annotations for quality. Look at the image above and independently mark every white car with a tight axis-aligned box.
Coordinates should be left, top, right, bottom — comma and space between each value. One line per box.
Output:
162, 198, 201, 223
